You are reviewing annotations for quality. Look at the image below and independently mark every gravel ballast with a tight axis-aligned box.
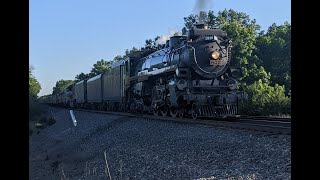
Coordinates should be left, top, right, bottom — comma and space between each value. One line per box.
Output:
29, 106, 291, 179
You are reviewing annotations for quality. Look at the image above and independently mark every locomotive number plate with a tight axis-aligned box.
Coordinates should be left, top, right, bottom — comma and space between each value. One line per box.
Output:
210, 60, 224, 65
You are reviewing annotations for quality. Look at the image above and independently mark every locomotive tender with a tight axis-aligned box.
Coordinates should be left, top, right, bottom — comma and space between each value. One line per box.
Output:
44, 23, 245, 119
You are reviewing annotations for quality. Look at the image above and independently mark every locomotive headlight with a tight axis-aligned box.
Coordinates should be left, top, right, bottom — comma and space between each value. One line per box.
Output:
210, 51, 220, 60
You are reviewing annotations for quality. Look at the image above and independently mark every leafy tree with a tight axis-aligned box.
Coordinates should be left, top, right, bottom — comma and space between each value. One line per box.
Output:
215, 10, 260, 68
154, 36, 160, 43
145, 39, 153, 48
240, 80, 291, 115
183, 14, 199, 30
124, 47, 139, 57
89, 59, 113, 77
242, 64, 271, 85
114, 36, 164, 62
144, 36, 165, 50
75, 72, 89, 82
113, 55, 123, 61
29, 66, 41, 98
254, 22, 291, 93
52, 80, 74, 95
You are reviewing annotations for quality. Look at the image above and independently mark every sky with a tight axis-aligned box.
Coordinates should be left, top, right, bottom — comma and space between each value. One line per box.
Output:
30, 0, 291, 96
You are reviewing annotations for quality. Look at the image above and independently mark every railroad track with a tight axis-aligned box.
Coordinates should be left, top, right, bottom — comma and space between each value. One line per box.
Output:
50, 105, 291, 135
212, 116, 291, 135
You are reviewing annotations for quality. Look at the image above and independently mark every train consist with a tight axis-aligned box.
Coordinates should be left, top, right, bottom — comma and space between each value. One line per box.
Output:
41, 23, 246, 119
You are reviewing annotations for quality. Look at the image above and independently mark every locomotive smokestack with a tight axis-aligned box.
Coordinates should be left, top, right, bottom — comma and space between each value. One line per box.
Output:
194, 11, 208, 29
198, 11, 206, 24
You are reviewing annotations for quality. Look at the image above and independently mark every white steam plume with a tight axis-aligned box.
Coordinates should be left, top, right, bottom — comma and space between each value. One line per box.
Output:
155, 30, 181, 45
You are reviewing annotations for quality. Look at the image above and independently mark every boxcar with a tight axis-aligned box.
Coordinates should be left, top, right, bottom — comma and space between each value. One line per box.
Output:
102, 60, 126, 102
74, 80, 87, 105
87, 74, 103, 103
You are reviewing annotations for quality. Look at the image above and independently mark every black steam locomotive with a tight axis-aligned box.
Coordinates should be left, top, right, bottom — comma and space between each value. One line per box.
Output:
43, 23, 245, 119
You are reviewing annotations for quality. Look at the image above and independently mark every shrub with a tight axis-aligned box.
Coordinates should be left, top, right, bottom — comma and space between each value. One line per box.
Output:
240, 79, 291, 116
29, 98, 55, 136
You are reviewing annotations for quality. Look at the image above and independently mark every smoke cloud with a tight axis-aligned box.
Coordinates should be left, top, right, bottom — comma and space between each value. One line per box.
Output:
193, 0, 212, 14
155, 30, 181, 45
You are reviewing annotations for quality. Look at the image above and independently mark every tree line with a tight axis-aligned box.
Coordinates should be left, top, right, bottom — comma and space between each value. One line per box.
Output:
35, 9, 290, 116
